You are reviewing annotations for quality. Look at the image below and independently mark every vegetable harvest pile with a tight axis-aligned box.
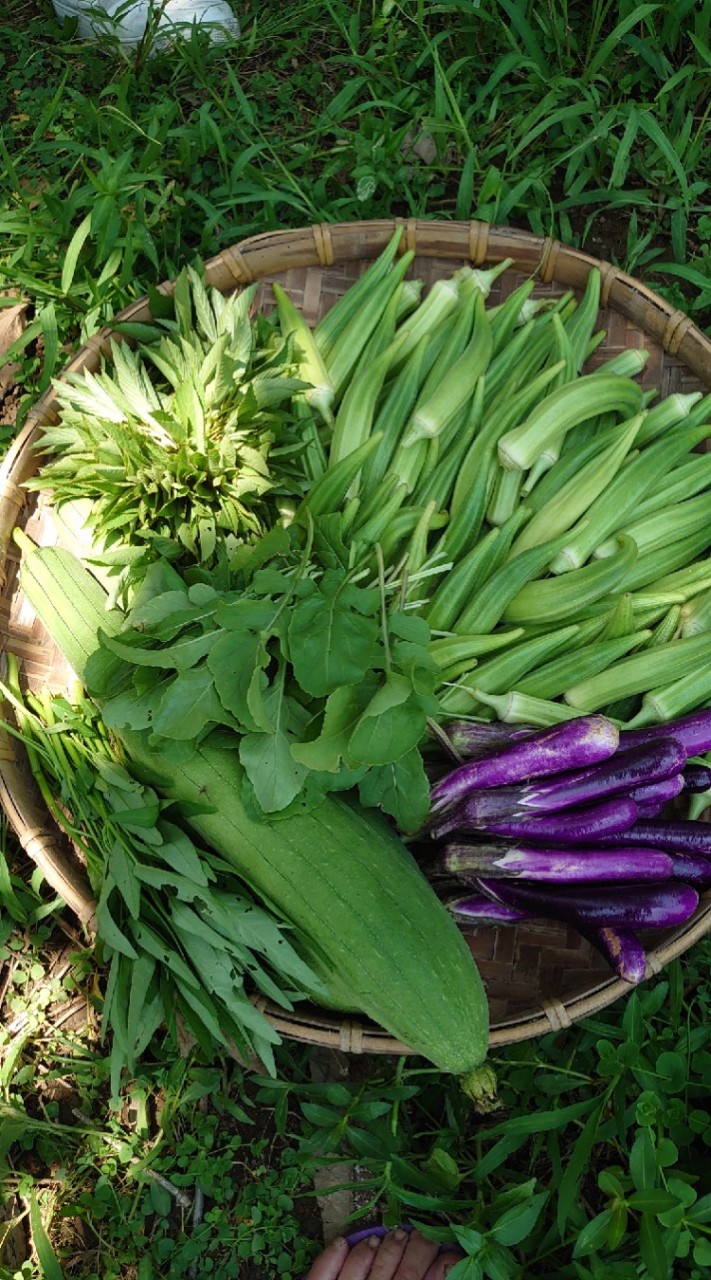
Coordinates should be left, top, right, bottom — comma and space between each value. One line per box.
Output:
6, 228, 711, 1097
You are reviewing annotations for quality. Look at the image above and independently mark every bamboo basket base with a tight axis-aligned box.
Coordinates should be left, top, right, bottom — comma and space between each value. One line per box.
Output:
1, 220, 711, 1055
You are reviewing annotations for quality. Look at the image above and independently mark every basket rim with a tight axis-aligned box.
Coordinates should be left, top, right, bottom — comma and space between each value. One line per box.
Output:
2, 216, 711, 1056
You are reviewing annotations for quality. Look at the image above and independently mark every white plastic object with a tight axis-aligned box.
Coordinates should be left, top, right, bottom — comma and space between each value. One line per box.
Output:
51, 0, 240, 49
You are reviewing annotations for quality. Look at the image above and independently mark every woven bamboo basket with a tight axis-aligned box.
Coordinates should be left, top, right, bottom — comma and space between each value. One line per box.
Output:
2, 218, 711, 1058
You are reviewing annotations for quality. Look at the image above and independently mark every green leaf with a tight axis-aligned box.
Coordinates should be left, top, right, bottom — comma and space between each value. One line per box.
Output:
348, 679, 428, 766
573, 1209, 613, 1258
107, 840, 141, 919
288, 569, 380, 697
693, 1239, 711, 1266
630, 1127, 657, 1194
291, 684, 373, 773
627, 1190, 681, 1213
101, 628, 218, 670
152, 667, 224, 739
606, 1200, 629, 1252
357, 747, 431, 832
29, 1192, 66, 1280
556, 1095, 607, 1236
239, 729, 308, 813
639, 1213, 669, 1280
208, 629, 272, 732
96, 879, 138, 959
61, 213, 92, 296
491, 1191, 548, 1246
155, 822, 211, 886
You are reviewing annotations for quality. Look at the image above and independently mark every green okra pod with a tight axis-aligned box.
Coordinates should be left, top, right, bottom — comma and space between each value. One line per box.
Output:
564, 267, 602, 373
402, 291, 493, 447
472, 689, 588, 726
488, 279, 537, 355
454, 622, 585, 701
510, 414, 642, 556
514, 629, 652, 701
389, 275, 461, 368
328, 328, 409, 471
642, 605, 682, 648
297, 432, 384, 519
502, 535, 639, 626
595, 490, 711, 563
486, 466, 525, 527
564, 629, 711, 712
360, 334, 430, 498
353, 478, 409, 547
429, 629, 525, 668
600, 594, 635, 639
632, 450, 711, 518
632, 391, 703, 447
549, 420, 711, 574
679, 588, 711, 638
454, 527, 573, 636
325, 249, 415, 399
620, 524, 711, 594
497, 374, 645, 473
314, 227, 404, 359
645, 556, 711, 599
625, 665, 711, 727
425, 526, 504, 634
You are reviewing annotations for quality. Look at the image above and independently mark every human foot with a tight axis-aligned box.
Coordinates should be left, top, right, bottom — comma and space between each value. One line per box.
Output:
305, 1227, 464, 1280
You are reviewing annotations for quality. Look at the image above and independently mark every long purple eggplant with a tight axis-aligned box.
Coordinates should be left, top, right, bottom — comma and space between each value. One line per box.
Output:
665, 851, 711, 888
682, 763, 711, 793
583, 926, 648, 985
430, 715, 620, 813
620, 708, 711, 757
481, 796, 639, 843
476, 877, 699, 930
440, 842, 674, 884
437, 719, 534, 762
635, 802, 668, 819
430, 738, 687, 833
446, 895, 531, 927
628, 775, 684, 807
596, 817, 711, 856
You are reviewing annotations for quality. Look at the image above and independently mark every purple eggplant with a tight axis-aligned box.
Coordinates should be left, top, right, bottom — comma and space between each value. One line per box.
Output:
596, 817, 711, 856
583, 926, 648, 985
430, 715, 620, 813
482, 796, 640, 844
476, 877, 699, 930
620, 708, 711, 757
682, 762, 711, 793
436, 719, 534, 762
431, 738, 687, 833
446, 895, 531, 927
635, 802, 667, 818
665, 851, 711, 888
628, 775, 684, 807
440, 841, 674, 884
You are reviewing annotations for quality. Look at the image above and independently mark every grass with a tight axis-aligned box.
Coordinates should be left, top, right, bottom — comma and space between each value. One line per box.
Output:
1, 1, 711, 1276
